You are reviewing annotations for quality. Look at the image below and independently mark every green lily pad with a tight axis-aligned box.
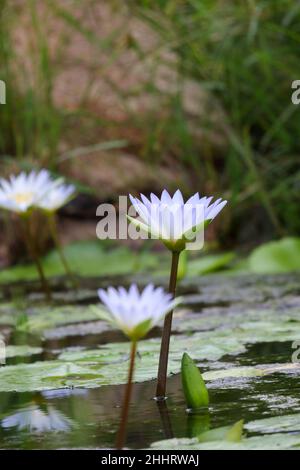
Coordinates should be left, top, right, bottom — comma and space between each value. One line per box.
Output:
173, 306, 300, 345
0, 304, 106, 333
150, 432, 300, 450
0, 332, 243, 392
4, 345, 43, 359
188, 252, 235, 276
0, 325, 298, 393
249, 237, 300, 273
203, 363, 300, 382
197, 420, 244, 443
0, 241, 160, 283
245, 413, 300, 434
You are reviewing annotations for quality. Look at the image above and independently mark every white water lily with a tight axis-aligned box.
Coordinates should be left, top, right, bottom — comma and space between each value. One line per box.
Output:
97, 283, 180, 341
37, 182, 75, 212
129, 189, 227, 251
0, 170, 55, 214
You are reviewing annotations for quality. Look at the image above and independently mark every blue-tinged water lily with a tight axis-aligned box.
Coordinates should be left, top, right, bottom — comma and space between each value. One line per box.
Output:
98, 283, 180, 341
0, 170, 56, 214
37, 182, 75, 212
97, 283, 181, 449
1, 404, 72, 433
129, 189, 227, 252
129, 189, 227, 399
0, 169, 76, 297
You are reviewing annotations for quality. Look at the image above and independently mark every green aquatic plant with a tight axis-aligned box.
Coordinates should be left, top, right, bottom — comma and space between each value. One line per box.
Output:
129, 189, 227, 398
197, 420, 244, 444
97, 283, 180, 449
249, 237, 300, 274
0, 169, 77, 296
181, 352, 209, 410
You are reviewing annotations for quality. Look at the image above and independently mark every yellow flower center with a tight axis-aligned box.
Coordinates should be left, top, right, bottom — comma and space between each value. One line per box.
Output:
12, 192, 34, 205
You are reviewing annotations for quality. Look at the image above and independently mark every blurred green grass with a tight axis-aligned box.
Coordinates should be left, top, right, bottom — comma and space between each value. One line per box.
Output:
134, 0, 300, 235
0, 0, 299, 246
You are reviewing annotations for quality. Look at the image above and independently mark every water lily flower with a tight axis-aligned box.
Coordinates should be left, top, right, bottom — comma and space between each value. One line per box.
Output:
1, 404, 72, 433
98, 283, 179, 342
0, 170, 55, 214
129, 189, 227, 252
0, 169, 77, 293
97, 283, 180, 449
129, 189, 227, 399
37, 182, 75, 212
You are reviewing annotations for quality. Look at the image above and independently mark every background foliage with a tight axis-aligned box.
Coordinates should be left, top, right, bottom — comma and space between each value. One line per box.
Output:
0, 0, 300, 267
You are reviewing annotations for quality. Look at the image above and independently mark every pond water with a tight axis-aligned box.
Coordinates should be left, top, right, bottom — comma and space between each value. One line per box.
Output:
1, 342, 299, 449
0, 273, 300, 449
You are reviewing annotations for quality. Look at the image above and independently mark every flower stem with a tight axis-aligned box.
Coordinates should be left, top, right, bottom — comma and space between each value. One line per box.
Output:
21, 216, 51, 301
47, 213, 77, 288
156, 250, 180, 399
116, 341, 137, 449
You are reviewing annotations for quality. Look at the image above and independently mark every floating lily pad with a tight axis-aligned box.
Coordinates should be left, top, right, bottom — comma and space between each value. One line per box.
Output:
188, 253, 235, 276
245, 413, 300, 434
0, 322, 298, 394
0, 241, 160, 283
173, 306, 300, 345
0, 272, 299, 449
203, 363, 300, 382
150, 432, 300, 450
249, 237, 300, 274
0, 332, 243, 392
0, 304, 106, 333
4, 345, 43, 359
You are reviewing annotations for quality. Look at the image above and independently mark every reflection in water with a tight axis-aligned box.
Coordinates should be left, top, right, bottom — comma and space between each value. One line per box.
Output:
186, 410, 210, 438
0, 341, 299, 448
156, 400, 174, 439
2, 403, 73, 433
42, 389, 88, 400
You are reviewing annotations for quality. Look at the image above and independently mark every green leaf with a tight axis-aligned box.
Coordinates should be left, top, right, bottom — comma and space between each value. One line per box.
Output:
188, 252, 235, 276
177, 250, 187, 281
249, 237, 300, 273
225, 419, 244, 442
4, 345, 43, 359
245, 413, 300, 434
203, 363, 300, 381
197, 420, 244, 443
0, 334, 248, 393
183, 219, 210, 243
187, 412, 210, 438
150, 433, 300, 450
0, 241, 159, 282
181, 352, 209, 409
130, 318, 152, 341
